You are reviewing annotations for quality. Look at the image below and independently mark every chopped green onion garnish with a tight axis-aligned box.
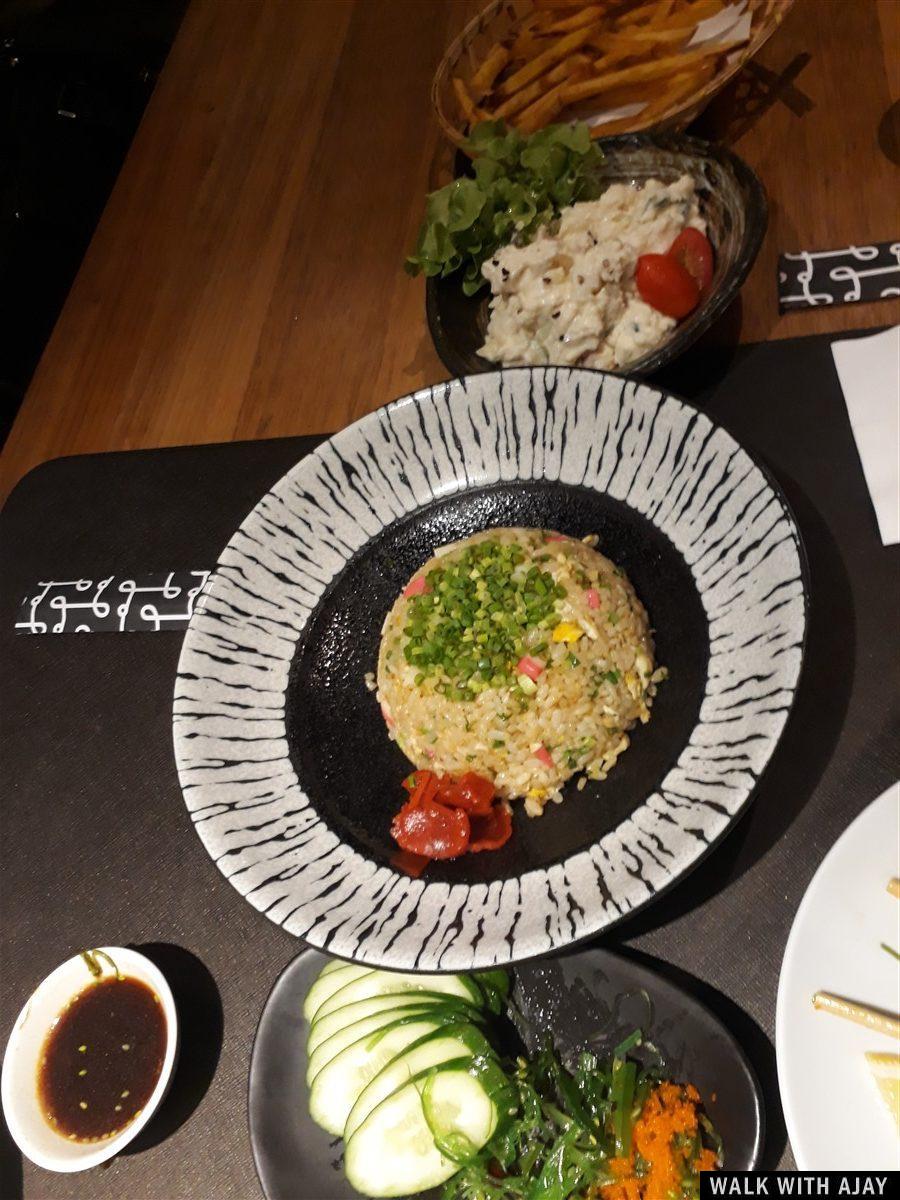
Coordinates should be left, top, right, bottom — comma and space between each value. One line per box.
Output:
402, 539, 561, 699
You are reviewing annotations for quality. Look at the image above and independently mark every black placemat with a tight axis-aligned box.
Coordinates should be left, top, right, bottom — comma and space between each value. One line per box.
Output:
2, 330, 898, 1198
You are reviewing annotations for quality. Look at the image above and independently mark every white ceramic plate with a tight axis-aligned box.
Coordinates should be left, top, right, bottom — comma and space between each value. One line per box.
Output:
776, 783, 900, 1170
1, 947, 178, 1172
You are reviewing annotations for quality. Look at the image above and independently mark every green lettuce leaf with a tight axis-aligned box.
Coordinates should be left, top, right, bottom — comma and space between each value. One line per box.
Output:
405, 121, 604, 295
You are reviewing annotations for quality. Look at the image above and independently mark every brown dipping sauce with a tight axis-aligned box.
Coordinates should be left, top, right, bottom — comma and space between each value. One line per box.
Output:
38, 976, 166, 1142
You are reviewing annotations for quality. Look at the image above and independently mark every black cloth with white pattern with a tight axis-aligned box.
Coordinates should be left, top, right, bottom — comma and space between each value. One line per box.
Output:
778, 240, 900, 311
15, 570, 211, 634
2, 331, 898, 1195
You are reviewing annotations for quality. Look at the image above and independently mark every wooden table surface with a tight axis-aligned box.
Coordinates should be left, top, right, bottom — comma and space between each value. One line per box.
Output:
1, 0, 898, 502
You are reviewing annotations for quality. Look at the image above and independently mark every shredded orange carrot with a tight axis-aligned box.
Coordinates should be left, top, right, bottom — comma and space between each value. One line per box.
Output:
598, 1082, 718, 1199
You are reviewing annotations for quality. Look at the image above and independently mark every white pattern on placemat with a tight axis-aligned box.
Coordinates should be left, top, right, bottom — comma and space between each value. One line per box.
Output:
15, 571, 212, 634
779, 242, 900, 310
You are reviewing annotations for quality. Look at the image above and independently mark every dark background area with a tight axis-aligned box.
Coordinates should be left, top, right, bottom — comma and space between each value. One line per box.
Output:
0, 0, 187, 445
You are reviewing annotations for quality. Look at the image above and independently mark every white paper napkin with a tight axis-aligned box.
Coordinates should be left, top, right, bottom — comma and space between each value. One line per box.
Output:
830, 326, 900, 546
689, 0, 752, 47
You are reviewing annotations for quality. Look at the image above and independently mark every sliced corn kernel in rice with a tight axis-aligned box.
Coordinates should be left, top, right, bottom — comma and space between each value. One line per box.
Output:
552, 622, 584, 643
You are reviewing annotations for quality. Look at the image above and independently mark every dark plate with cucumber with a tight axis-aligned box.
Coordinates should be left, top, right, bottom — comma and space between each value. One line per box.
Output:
248, 947, 763, 1200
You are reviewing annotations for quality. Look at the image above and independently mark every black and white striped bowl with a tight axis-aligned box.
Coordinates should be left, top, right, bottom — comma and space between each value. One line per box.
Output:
173, 368, 806, 971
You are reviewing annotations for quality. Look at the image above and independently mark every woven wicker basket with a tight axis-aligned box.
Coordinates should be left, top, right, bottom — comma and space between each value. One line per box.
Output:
432, 0, 794, 151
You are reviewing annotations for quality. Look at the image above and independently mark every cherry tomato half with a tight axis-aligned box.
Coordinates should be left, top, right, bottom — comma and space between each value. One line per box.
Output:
457, 772, 496, 812
408, 770, 439, 809
668, 228, 714, 295
391, 799, 470, 859
390, 848, 431, 878
635, 254, 700, 319
436, 771, 495, 816
401, 770, 428, 793
468, 803, 513, 853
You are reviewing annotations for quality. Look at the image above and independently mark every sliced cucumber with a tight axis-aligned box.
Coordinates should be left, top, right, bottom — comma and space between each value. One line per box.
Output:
307, 991, 467, 1056
317, 958, 350, 977
312, 970, 481, 1024
302, 964, 372, 1022
344, 1062, 498, 1197
344, 1023, 494, 1142
309, 1017, 448, 1136
423, 1055, 514, 1164
306, 1004, 472, 1086
472, 970, 511, 1013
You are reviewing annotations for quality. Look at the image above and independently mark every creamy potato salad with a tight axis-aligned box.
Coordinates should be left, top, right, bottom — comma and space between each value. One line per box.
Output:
479, 174, 706, 371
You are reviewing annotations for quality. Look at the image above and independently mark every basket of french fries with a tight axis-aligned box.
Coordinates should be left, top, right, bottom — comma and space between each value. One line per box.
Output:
432, 0, 794, 148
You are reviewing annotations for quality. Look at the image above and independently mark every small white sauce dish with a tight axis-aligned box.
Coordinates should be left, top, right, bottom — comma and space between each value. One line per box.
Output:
1, 946, 178, 1172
